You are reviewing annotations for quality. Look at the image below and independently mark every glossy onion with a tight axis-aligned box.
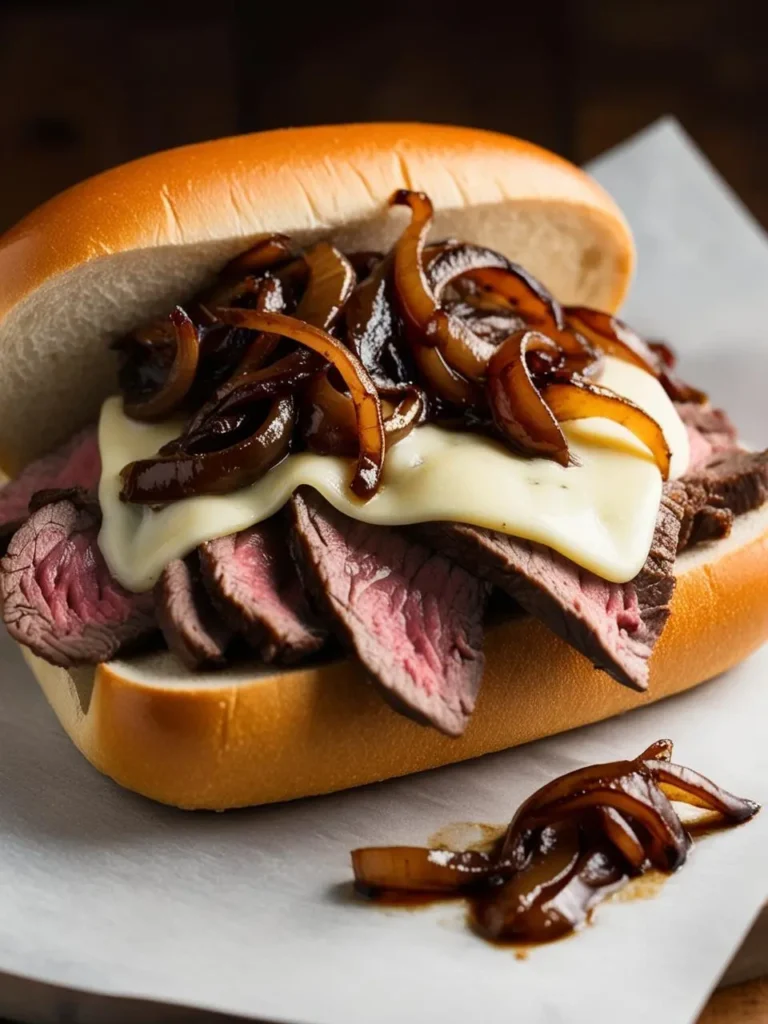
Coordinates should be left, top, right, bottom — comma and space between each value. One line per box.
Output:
486, 330, 569, 465
564, 306, 660, 375
390, 190, 486, 403
213, 309, 385, 499
124, 307, 200, 422
296, 241, 356, 330
543, 376, 671, 480
120, 396, 296, 503
221, 234, 294, 277
351, 741, 760, 947
352, 846, 496, 893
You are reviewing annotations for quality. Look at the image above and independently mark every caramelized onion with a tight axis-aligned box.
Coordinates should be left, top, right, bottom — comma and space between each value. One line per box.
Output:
648, 340, 677, 369
474, 843, 625, 943
644, 761, 760, 823
543, 376, 671, 480
213, 309, 385, 499
455, 262, 597, 373
428, 243, 586, 366
471, 821, 585, 941
390, 189, 439, 330
508, 773, 691, 872
302, 370, 358, 456
639, 738, 674, 762
115, 190, 707, 511
345, 254, 404, 387
228, 276, 287, 375
304, 375, 425, 456
658, 371, 709, 405
201, 274, 268, 312
566, 312, 709, 404
178, 279, 292, 449
501, 754, 691, 870
180, 348, 319, 454
347, 250, 384, 279
120, 396, 295, 503
352, 846, 495, 893
426, 242, 510, 296
413, 344, 481, 408
423, 238, 459, 267
186, 242, 354, 457
222, 234, 294, 277
352, 740, 760, 947
564, 307, 660, 375
124, 307, 200, 421
390, 190, 489, 400
503, 759, 640, 833
129, 318, 176, 350
486, 330, 569, 464
596, 807, 648, 870
296, 241, 355, 330
383, 386, 426, 444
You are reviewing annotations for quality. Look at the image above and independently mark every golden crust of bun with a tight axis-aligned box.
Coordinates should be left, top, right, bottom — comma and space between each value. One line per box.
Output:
25, 507, 768, 810
0, 123, 633, 474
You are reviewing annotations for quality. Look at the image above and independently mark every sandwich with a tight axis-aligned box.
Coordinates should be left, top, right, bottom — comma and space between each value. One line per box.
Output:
0, 123, 766, 810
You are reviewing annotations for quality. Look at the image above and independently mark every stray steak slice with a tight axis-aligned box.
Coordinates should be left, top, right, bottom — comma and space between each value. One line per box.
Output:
290, 489, 488, 736
199, 518, 326, 664
155, 556, 232, 670
420, 490, 684, 694
0, 427, 100, 528
0, 499, 155, 667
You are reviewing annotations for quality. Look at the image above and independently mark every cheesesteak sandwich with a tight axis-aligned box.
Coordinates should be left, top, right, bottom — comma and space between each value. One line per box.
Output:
0, 124, 766, 810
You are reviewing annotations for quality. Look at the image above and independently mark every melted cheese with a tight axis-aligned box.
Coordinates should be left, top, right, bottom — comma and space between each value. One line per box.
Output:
98, 357, 689, 593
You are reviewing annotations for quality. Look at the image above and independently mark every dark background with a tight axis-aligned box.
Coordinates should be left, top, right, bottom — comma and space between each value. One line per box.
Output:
0, 0, 767, 232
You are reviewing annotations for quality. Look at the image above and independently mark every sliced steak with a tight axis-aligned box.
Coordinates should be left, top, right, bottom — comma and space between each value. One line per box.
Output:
0, 518, 24, 558
673, 479, 734, 551
630, 483, 687, 658
0, 427, 100, 528
290, 489, 489, 736
690, 448, 768, 517
199, 519, 326, 664
155, 556, 232, 670
0, 498, 155, 667
676, 403, 739, 472
420, 489, 684, 694
1, 490, 92, 558
671, 447, 768, 552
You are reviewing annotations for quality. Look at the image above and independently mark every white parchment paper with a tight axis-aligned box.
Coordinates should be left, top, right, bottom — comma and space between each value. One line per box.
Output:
1, 119, 767, 1024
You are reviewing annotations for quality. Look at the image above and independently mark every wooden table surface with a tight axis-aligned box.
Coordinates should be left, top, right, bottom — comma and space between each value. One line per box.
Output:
699, 978, 768, 1023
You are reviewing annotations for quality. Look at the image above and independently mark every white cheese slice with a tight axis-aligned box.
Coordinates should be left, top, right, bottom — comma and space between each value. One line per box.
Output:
98, 357, 689, 592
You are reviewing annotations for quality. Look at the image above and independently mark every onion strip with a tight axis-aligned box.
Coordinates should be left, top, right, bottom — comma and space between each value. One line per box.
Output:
213, 309, 385, 499
124, 307, 200, 422
564, 306, 659, 375
222, 234, 294, 277
486, 330, 569, 464
296, 242, 356, 330
596, 807, 648, 870
542, 376, 671, 480
120, 396, 296, 503
390, 190, 492, 396
644, 761, 760, 822
352, 846, 496, 893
